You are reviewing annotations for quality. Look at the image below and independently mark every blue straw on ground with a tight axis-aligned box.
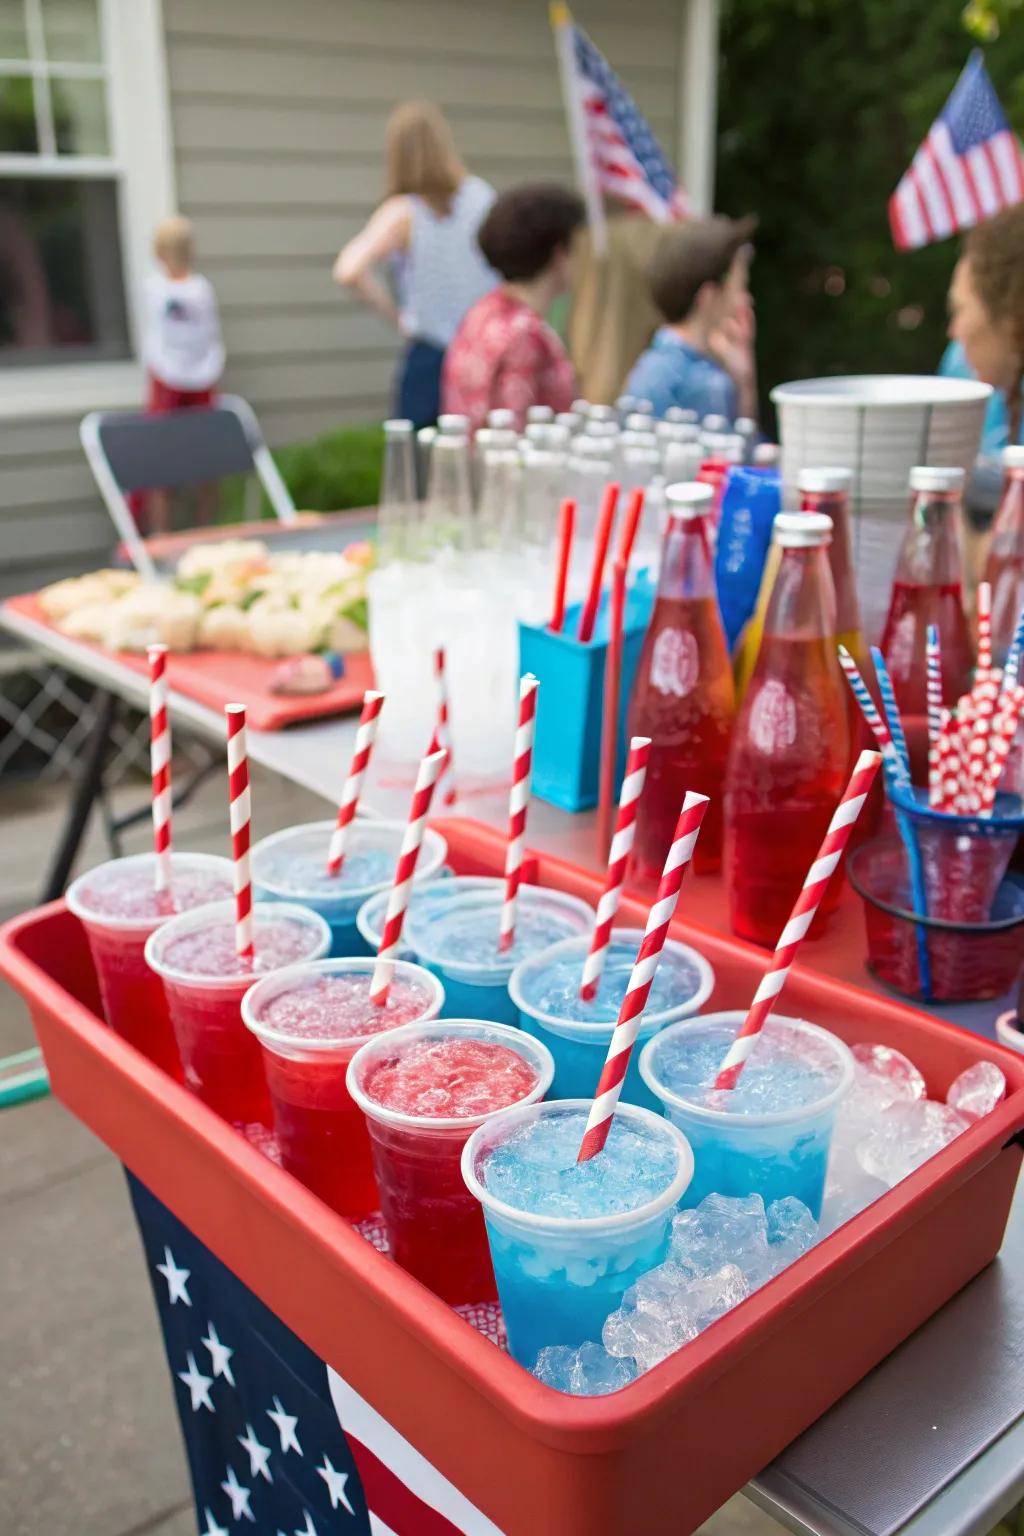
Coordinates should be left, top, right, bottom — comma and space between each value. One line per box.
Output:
868, 647, 934, 998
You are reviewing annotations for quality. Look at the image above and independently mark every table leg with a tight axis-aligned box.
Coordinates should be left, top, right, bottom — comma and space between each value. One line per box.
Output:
42, 687, 117, 902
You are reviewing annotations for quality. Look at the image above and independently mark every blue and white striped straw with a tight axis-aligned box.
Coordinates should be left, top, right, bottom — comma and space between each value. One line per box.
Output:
837, 646, 908, 789
1004, 601, 1024, 692
870, 646, 911, 781
925, 624, 943, 806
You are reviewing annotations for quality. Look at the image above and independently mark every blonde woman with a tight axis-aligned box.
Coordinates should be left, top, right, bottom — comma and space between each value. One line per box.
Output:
334, 101, 497, 427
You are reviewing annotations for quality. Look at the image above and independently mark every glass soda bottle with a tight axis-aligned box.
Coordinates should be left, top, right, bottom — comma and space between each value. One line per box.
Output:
378, 418, 417, 563
880, 466, 973, 717
984, 445, 1024, 665
627, 482, 735, 879
724, 512, 850, 946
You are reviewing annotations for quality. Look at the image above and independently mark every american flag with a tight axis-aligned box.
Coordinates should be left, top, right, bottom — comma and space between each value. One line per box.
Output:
130, 1176, 503, 1535
553, 7, 688, 224
890, 51, 1024, 250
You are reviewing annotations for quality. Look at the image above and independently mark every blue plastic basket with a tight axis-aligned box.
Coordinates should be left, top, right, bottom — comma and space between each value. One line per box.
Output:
519, 581, 654, 812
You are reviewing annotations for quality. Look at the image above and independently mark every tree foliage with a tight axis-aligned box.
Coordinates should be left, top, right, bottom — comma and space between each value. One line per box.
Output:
714, 0, 1024, 422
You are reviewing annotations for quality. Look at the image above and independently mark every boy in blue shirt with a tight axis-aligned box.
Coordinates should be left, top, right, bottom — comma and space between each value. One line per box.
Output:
625, 214, 758, 423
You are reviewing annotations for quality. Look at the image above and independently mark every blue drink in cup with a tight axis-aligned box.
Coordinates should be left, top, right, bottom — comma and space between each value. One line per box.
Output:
252, 820, 448, 957
403, 879, 595, 1024
356, 877, 499, 961
639, 1013, 853, 1217
462, 1100, 692, 1368
510, 929, 715, 1108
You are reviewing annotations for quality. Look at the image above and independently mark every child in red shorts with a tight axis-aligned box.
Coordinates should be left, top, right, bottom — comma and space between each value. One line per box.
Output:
141, 216, 224, 532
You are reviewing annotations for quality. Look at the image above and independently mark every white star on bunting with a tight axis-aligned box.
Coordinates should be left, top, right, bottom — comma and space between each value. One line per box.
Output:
266, 1395, 302, 1456
201, 1510, 228, 1536
156, 1245, 192, 1306
294, 1514, 318, 1536
316, 1455, 354, 1515
177, 1351, 214, 1413
201, 1322, 235, 1386
220, 1464, 254, 1522
237, 1422, 273, 1483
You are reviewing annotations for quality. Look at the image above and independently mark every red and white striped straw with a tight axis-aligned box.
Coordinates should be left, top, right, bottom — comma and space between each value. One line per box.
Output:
432, 647, 457, 807
978, 684, 1024, 815
498, 674, 540, 954
967, 673, 1001, 804
577, 791, 709, 1162
147, 644, 172, 892
925, 626, 943, 807
580, 736, 651, 1001
368, 746, 447, 1006
977, 580, 993, 678
326, 689, 384, 876
225, 703, 254, 961
713, 750, 883, 1091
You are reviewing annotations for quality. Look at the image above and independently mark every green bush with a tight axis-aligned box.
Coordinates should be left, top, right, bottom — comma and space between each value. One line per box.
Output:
218, 423, 384, 522
714, 0, 1024, 427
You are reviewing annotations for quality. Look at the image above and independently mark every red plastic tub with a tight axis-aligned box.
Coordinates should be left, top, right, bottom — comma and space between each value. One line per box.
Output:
2, 816, 1023, 1536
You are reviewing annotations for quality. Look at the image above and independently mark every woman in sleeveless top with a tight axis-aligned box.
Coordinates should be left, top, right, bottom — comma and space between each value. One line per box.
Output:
333, 101, 497, 428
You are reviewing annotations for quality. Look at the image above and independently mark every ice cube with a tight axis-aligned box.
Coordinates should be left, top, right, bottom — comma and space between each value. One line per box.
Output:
858, 1100, 970, 1186
849, 1043, 926, 1110
766, 1197, 818, 1268
532, 1341, 637, 1396
669, 1192, 769, 1279
818, 1171, 889, 1236
946, 1061, 1006, 1122
603, 1262, 750, 1372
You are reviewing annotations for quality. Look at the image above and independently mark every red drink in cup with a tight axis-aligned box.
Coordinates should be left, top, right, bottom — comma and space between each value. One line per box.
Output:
146, 900, 330, 1126
242, 958, 444, 1218
66, 853, 234, 1077
347, 1021, 553, 1303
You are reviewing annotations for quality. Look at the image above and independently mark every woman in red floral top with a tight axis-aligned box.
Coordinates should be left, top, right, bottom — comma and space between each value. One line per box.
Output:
442, 183, 584, 434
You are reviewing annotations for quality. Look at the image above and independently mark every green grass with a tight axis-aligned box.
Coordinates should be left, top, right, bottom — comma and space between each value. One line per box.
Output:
218, 422, 385, 522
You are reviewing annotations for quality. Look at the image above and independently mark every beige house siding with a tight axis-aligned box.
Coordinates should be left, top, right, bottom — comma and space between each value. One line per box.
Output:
3, 0, 685, 598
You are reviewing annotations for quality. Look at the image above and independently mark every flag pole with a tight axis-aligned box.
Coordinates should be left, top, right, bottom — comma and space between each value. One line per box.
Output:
550, 1, 608, 258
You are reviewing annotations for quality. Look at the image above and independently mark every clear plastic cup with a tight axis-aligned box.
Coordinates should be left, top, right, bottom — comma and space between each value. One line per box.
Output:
66, 852, 234, 1078
639, 1012, 854, 1217
510, 929, 715, 1108
403, 878, 595, 1024
251, 820, 448, 957
242, 958, 444, 1218
347, 1019, 554, 1304
462, 1099, 693, 1368
145, 899, 330, 1127
888, 781, 1024, 925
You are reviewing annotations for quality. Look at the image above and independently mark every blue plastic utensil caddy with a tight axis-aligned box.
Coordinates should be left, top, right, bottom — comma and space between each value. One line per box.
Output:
519, 580, 654, 812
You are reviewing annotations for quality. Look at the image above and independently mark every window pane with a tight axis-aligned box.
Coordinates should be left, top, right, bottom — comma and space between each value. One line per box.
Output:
0, 176, 130, 365
0, 1, 29, 60
51, 73, 107, 154
41, 0, 102, 65
0, 73, 38, 152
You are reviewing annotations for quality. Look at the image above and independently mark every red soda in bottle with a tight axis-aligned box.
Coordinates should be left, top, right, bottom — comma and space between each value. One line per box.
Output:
984, 446, 1024, 666
881, 466, 973, 714
798, 467, 863, 660
628, 482, 735, 878
725, 512, 850, 945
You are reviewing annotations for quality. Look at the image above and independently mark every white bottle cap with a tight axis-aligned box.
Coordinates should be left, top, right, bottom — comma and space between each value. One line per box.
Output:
487, 408, 516, 430
753, 442, 780, 466
438, 414, 469, 434
1003, 445, 1024, 470
384, 418, 414, 435
909, 465, 965, 492
665, 482, 715, 519
773, 511, 833, 547
702, 414, 730, 432
798, 466, 853, 494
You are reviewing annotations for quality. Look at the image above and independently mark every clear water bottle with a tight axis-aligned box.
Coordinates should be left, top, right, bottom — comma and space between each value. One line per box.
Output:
616, 426, 661, 492
734, 416, 759, 462
588, 403, 618, 425
615, 394, 637, 422
379, 419, 417, 562
566, 433, 614, 543
476, 427, 522, 548
665, 406, 699, 426
702, 413, 731, 436
423, 431, 474, 553
416, 426, 436, 500
487, 408, 516, 431
556, 410, 582, 435
521, 431, 570, 548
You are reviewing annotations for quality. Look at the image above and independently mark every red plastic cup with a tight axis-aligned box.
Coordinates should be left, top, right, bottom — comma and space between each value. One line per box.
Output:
347, 1020, 554, 1304
145, 899, 330, 1127
66, 852, 233, 1078
241, 958, 444, 1218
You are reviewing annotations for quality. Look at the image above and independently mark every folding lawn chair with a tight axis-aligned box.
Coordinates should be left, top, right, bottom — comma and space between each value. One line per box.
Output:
80, 393, 296, 578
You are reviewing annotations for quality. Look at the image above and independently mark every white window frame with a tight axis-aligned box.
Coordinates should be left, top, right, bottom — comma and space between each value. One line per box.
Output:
0, 0, 176, 419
